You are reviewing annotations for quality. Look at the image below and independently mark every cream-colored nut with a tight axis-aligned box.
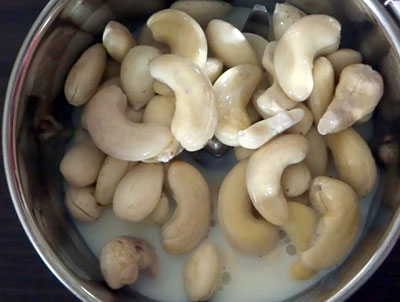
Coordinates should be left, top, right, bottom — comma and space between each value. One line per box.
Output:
307, 57, 334, 124
113, 163, 164, 222
234, 147, 256, 161
274, 15, 341, 101
243, 33, 268, 65
206, 19, 258, 67
184, 240, 222, 301
95, 156, 129, 205
147, 9, 207, 68
204, 58, 224, 84
287, 103, 313, 135
64, 43, 107, 106
246, 134, 309, 225
149, 54, 217, 152
305, 127, 328, 177
238, 108, 304, 149
153, 80, 174, 96
60, 138, 105, 187
299, 177, 360, 271
326, 127, 377, 197
256, 71, 273, 90
137, 25, 170, 54
218, 161, 279, 255
282, 202, 318, 252
85, 85, 172, 161
99, 75, 121, 90
326, 48, 362, 79
290, 258, 316, 280
103, 21, 136, 62
100, 236, 157, 290
281, 163, 312, 198
103, 59, 121, 79
125, 106, 144, 123
162, 161, 211, 254
273, 3, 306, 40
143, 95, 175, 127
121, 46, 162, 110
65, 185, 102, 222
214, 64, 262, 146
171, 0, 232, 27
318, 64, 384, 135
251, 89, 271, 119
246, 102, 262, 124
147, 192, 170, 224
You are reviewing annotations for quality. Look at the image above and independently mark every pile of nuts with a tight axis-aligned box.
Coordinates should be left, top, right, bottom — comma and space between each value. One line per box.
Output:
59, 1, 383, 301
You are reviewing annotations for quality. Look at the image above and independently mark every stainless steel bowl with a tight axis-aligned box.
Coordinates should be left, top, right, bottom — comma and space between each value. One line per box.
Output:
4, 0, 400, 301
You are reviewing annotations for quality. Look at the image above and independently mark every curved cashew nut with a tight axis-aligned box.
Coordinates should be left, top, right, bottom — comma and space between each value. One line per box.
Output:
64, 43, 107, 106
326, 127, 377, 197
204, 57, 224, 84
246, 102, 262, 124
306, 57, 335, 124
273, 3, 306, 40
147, 192, 170, 225
234, 146, 256, 161
184, 240, 222, 301
103, 21, 136, 62
214, 64, 262, 146
125, 106, 144, 123
153, 80, 174, 96
121, 46, 162, 110
305, 127, 328, 177
60, 138, 105, 187
274, 15, 341, 101
65, 185, 102, 222
246, 134, 309, 225
100, 236, 157, 289
95, 156, 129, 205
162, 161, 211, 254
251, 89, 271, 119
137, 25, 170, 54
243, 33, 268, 65
113, 163, 164, 222
171, 0, 232, 27
147, 9, 207, 68
238, 108, 304, 149
206, 19, 258, 67
287, 103, 313, 135
103, 59, 121, 79
281, 163, 312, 198
326, 48, 362, 79
218, 160, 279, 255
318, 64, 384, 135
85, 85, 172, 161
149, 54, 217, 152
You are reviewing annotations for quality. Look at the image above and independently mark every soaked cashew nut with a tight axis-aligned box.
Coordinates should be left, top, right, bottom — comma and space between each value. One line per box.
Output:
246, 134, 309, 225
113, 163, 163, 222
307, 57, 335, 124
246, 102, 262, 124
184, 240, 222, 301
147, 9, 207, 68
85, 85, 172, 161
273, 3, 306, 40
290, 258, 316, 280
95, 156, 129, 205
318, 64, 384, 135
238, 108, 304, 149
214, 64, 262, 146
65, 185, 102, 222
305, 127, 328, 177
326, 48, 362, 79
326, 127, 377, 197
274, 15, 341, 101
218, 161, 279, 255
100, 236, 157, 289
65, 43, 107, 106
234, 147, 256, 161
149, 55, 217, 152
121, 46, 162, 110
103, 21, 136, 62
287, 103, 313, 136
243, 33, 268, 65
103, 59, 121, 79
206, 19, 258, 67
162, 161, 211, 254
153, 80, 174, 96
204, 57, 224, 84
281, 163, 312, 197
281, 202, 318, 252
137, 25, 170, 54
251, 89, 271, 119
125, 107, 144, 123
147, 192, 170, 225
298, 177, 360, 272
60, 138, 105, 187
171, 0, 232, 27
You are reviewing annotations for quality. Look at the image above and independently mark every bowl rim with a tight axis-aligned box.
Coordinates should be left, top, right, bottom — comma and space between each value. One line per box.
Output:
3, 0, 400, 301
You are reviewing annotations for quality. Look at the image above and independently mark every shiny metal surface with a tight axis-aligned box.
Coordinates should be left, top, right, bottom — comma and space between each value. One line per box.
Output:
3, 0, 400, 301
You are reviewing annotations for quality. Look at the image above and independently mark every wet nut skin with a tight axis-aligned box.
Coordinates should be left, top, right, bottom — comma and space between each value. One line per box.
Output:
246, 134, 309, 226
305, 127, 328, 177
273, 3, 306, 40
287, 103, 313, 136
64, 43, 107, 106
204, 57, 224, 84
153, 80, 174, 96
65, 185, 102, 222
326, 48, 362, 79
103, 21, 136, 62
100, 236, 157, 290
218, 161, 279, 256
162, 161, 211, 254
326, 127, 377, 197
281, 163, 312, 198
184, 240, 222, 301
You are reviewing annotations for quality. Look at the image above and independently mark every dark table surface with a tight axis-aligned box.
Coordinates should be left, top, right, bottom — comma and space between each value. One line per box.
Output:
0, 1, 400, 301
